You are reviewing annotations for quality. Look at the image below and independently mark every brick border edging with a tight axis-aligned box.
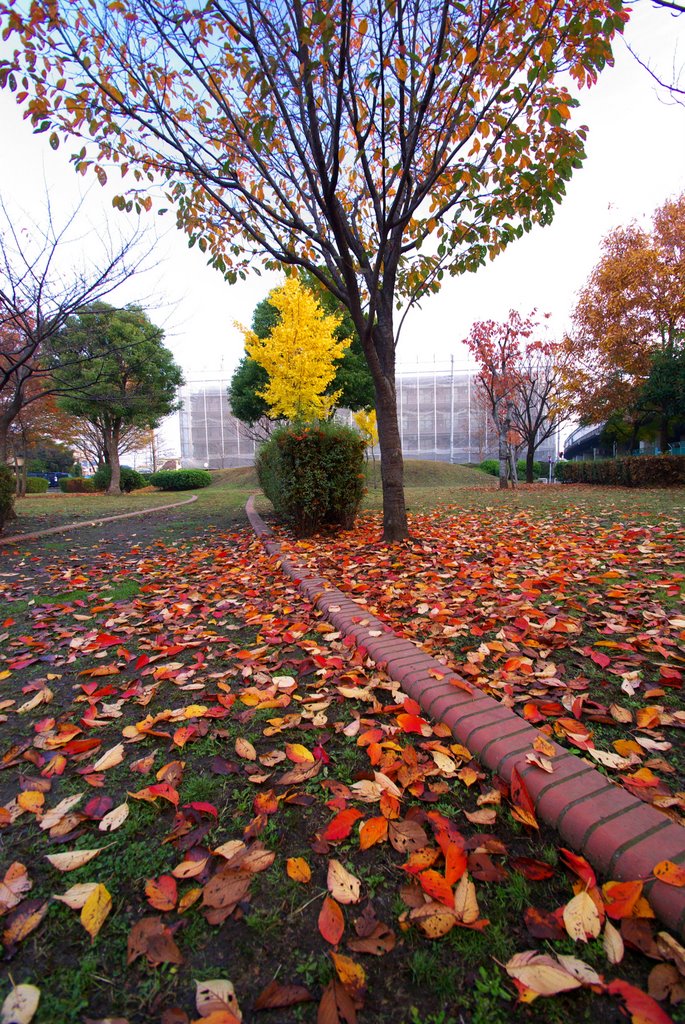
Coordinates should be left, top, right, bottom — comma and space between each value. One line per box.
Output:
0, 494, 199, 546
245, 496, 685, 938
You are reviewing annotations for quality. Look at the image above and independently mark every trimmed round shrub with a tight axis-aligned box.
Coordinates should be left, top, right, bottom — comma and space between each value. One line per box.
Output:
556, 455, 685, 487
256, 421, 366, 537
479, 457, 545, 479
59, 477, 96, 493
148, 469, 212, 491
91, 466, 146, 492
0, 465, 15, 533
25, 476, 49, 493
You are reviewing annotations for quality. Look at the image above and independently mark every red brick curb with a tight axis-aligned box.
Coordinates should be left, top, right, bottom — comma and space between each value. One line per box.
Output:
0, 494, 198, 546
245, 497, 685, 938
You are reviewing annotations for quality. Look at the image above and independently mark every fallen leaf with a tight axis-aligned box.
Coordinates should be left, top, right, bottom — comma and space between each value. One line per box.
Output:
505, 951, 582, 995
318, 896, 345, 945
253, 981, 313, 1011
286, 857, 311, 884
195, 979, 242, 1021
328, 861, 361, 905
563, 891, 601, 942
98, 803, 129, 832
603, 920, 624, 965
0, 984, 40, 1024
81, 883, 112, 939
652, 860, 685, 887
45, 849, 102, 872
127, 916, 184, 966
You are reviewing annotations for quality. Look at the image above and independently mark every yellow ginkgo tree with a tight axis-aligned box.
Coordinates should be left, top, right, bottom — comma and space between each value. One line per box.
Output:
240, 277, 349, 422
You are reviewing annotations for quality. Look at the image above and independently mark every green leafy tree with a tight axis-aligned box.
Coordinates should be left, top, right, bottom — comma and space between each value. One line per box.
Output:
55, 304, 183, 494
0, 0, 627, 537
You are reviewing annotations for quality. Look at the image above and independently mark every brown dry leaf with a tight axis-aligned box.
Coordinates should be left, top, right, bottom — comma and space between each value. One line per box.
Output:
81, 883, 112, 939
172, 857, 209, 880
53, 882, 99, 909
253, 980, 314, 1011
656, 932, 685, 975
46, 848, 102, 872
90, 743, 125, 772
286, 858, 311, 883
234, 738, 256, 761
194, 979, 242, 1021
409, 902, 458, 939
202, 870, 251, 911
212, 840, 246, 863
0, 984, 40, 1024
603, 920, 624, 964
525, 752, 554, 774
98, 803, 129, 832
388, 819, 428, 854
347, 922, 396, 956
330, 952, 366, 1003
648, 963, 685, 1005
328, 861, 361, 905
453, 874, 479, 924
609, 703, 633, 724
3, 899, 49, 947
0, 862, 31, 914
40, 793, 83, 831
127, 916, 184, 966
505, 951, 582, 995
464, 808, 497, 827
563, 891, 601, 942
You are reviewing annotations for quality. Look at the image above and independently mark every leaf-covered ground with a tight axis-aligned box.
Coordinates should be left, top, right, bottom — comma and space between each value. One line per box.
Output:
0, 481, 684, 1024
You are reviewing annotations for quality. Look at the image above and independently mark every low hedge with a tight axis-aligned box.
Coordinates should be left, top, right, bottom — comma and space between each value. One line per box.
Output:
0, 465, 15, 533
479, 458, 544, 479
148, 469, 212, 491
556, 455, 685, 487
91, 466, 146, 492
256, 421, 366, 537
59, 477, 97, 493
26, 477, 49, 493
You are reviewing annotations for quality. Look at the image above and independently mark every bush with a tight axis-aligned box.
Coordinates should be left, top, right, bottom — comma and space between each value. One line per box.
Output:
91, 466, 146, 492
148, 469, 212, 491
25, 476, 49, 493
59, 477, 96, 493
256, 421, 366, 537
0, 465, 15, 533
555, 455, 685, 487
479, 458, 544, 479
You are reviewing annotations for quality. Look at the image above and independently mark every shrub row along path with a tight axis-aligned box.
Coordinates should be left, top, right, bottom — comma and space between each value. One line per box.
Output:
0, 486, 683, 1023
246, 497, 685, 939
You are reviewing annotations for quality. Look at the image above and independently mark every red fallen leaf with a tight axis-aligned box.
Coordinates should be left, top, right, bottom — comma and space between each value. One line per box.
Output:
254, 980, 314, 1010
396, 713, 430, 735
182, 801, 218, 819
444, 842, 468, 886
468, 852, 508, 883
606, 978, 674, 1024
559, 848, 597, 889
590, 650, 612, 669
93, 633, 122, 648
524, 906, 566, 940
510, 857, 555, 881
82, 796, 114, 821
403, 697, 422, 715
418, 870, 454, 908
322, 808, 363, 843
510, 767, 536, 816
127, 916, 184, 966
145, 875, 178, 912
318, 896, 345, 945
603, 880, 644, 920
652, 860, 685, 887
128, 783, 179, 807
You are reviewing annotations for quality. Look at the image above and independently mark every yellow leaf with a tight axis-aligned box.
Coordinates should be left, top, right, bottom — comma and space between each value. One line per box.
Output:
603, 920, 624, 964
80, 883, 112, 939
505, 951, 582, 995
235, 737, 256, 761
358, 17, 368, 35
453, 874, 479, 924
394, 57, 409, 81
17, 791, 45, 814
563, 891, 601, 942
464, 46, 478, 63
53, 883, 99, 909
90, 743, 125, 772
98, 802, 129, 832
286, 857, 311, 883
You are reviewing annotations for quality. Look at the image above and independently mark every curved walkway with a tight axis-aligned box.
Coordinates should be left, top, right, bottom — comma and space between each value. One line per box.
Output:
0, 494, 198, 546
245, 497, 685, 939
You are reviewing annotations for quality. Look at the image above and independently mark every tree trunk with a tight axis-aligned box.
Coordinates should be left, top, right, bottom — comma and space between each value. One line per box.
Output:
509, 445, 518, 489
498, 426, 509, 489
105, 421, 122, 495
375, 375, 408, 541
659, 415, 669, 453
526, 446, 536, 484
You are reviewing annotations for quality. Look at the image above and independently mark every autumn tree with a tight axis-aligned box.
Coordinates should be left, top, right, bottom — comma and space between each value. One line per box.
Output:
230, 273, 374, 433
512, 346, 568, 482
238, 277, 349, 421
0, 192, 151, 463
565, 192, 685, 451
0, 0, 627, 538
54, 304, 183, 494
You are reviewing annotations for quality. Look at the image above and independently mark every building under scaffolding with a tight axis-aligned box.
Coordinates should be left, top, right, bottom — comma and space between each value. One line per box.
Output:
178, 361, 560, 468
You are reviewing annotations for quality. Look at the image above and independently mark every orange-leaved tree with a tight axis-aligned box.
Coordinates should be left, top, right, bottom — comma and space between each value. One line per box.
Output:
0, 0, 627, 538
565, 192, 685, 451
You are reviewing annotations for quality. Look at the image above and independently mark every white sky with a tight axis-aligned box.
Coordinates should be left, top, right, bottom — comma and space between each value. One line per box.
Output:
1, 2, 684, 455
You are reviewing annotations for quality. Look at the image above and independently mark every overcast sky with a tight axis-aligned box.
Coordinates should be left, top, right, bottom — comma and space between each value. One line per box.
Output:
1, 2, 684, 453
